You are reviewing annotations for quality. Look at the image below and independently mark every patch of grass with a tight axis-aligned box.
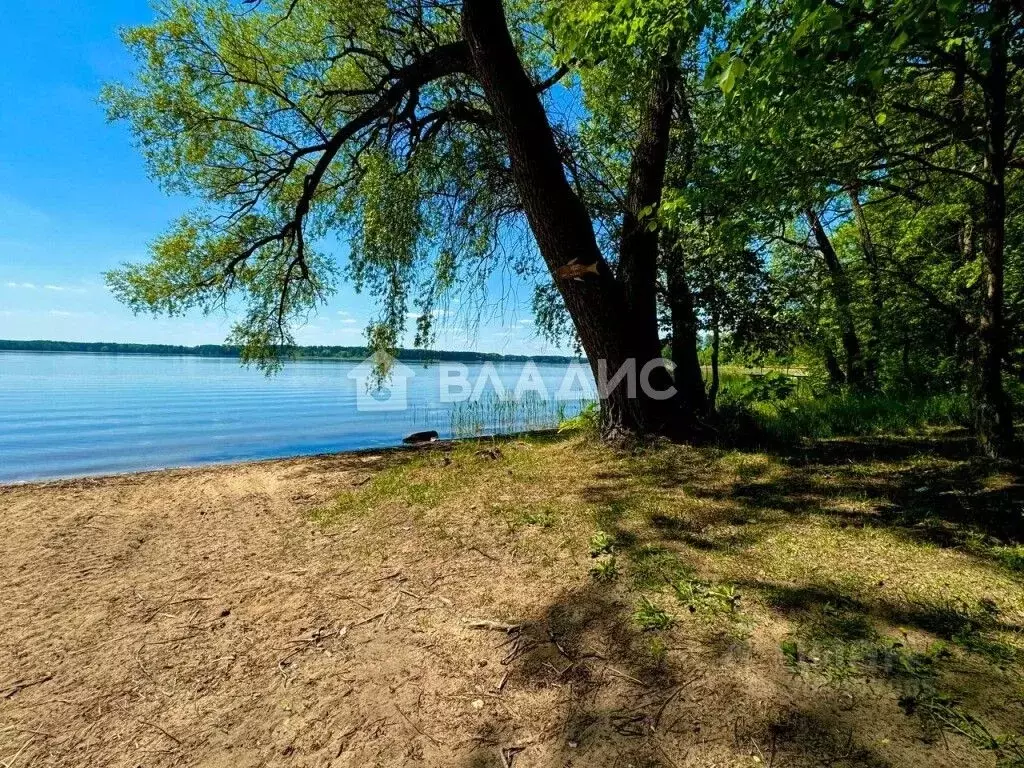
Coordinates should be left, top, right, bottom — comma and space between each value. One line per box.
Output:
720, 392, 972, 443
518, 505, 557, 528
670, 577, 742, 618
305, 428, 1023, 766
310, 455, 460, 525
646, 635, 669, 667
590, 555, 619, 582
589, 530, 616, 557
628, 544, 692, 589
310, 439, 554, 526
634, 597, 675, 632
557, 399, 599, 434
993, 545, 1024, 574
791, 630, 1024, 764
777, 588, 1024, 762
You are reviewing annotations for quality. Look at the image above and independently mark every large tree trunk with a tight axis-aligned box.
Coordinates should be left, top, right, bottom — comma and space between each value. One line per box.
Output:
662, 81, 710, 419
619, 57, 678, 360
824, 345, 847, 387
667, 254, 708, 415
977, 0, 1015, 456
806, 207, 868, 391
460, 0, 682, 439
708, 308, 721, 411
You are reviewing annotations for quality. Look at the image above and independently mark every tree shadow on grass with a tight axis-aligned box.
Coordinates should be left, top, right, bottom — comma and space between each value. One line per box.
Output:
734, 444, 1024, 554
457, 579, 898, 768
617, 432, 1024, 566
509, 432, 1024, 766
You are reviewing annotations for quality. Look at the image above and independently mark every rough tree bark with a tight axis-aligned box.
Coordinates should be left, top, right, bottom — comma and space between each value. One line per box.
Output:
667, 253, 709, 416
824, 345, 847, 387
618, 55, 680, 398
977, 0, 1015, 456
708, 307, 721, 411
663, 81, 709, 418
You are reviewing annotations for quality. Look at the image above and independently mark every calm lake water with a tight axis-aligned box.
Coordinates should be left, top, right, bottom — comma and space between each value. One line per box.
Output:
0, 352, 595, 483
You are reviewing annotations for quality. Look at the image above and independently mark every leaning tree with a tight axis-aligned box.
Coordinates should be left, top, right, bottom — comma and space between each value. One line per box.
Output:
105, 0, 716, 440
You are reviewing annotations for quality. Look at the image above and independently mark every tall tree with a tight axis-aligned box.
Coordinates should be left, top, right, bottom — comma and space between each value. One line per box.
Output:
105, 0, 710, 440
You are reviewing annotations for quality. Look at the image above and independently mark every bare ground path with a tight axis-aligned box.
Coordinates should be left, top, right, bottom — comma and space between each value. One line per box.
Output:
1, 435, 1022, 767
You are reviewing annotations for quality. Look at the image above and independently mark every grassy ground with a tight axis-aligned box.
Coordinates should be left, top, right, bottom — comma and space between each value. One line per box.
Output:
2, 428, 1021, 766
312, 430, 1024, 766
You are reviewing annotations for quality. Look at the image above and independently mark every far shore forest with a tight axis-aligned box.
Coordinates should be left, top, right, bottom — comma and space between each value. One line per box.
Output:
0, 339, 580, 365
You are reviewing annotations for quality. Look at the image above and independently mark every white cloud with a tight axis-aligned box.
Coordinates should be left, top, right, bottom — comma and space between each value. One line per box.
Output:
406, 309, 449, 320
5, 281, 87, 293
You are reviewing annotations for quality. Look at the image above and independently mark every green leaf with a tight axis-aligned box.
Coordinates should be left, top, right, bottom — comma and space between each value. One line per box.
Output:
790, 14, 814, 45
875, 111, 887, 125
718, 59, 746, 94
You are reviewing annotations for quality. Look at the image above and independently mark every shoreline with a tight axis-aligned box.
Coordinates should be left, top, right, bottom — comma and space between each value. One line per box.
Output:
0, 428, 559, 490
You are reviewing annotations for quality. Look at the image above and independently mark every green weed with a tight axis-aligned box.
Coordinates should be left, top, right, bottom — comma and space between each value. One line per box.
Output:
634, 597, 675, 632
589, 529, 616, 557
590, 555, 620, 583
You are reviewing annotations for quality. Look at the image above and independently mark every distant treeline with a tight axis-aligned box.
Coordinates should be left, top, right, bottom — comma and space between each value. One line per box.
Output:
0, 339, 580, 365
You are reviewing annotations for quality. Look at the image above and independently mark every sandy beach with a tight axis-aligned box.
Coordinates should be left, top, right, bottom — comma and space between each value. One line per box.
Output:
2, 436, 1019, 767
0, 445, 634, 768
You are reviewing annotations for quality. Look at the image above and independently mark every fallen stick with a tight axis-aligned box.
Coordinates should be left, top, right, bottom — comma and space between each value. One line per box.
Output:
2, 675, 53, 700
604, 666, 648, 687
394, 704, 441, 747
377, 594, 401, 631
137, 719, 182, 746
463, 619, 523, 633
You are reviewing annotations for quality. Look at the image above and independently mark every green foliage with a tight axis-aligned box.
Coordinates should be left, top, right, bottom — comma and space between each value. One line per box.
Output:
103, 0, 524, 366
724, 372, 799, 405
558, 400, 600, 434
719, 391, 972, 443
103, 0, 1023, 447
992, 546, 1024, 574
633, 597, 675, 631
670, 577, 741, 617
590, 554, 620, 582
588, 529, 616, 557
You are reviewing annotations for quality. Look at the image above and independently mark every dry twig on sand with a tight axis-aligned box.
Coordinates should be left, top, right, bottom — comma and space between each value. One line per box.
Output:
463, 618, 523, 633
2, 674, 53, 700
394, 704, 441, 747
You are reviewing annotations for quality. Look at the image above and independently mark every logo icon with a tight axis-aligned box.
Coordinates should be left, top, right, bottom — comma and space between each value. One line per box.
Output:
347, 352, 415, 411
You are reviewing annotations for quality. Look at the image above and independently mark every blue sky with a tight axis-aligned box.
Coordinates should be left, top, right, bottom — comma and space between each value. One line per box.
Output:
0, 0, 561, 355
